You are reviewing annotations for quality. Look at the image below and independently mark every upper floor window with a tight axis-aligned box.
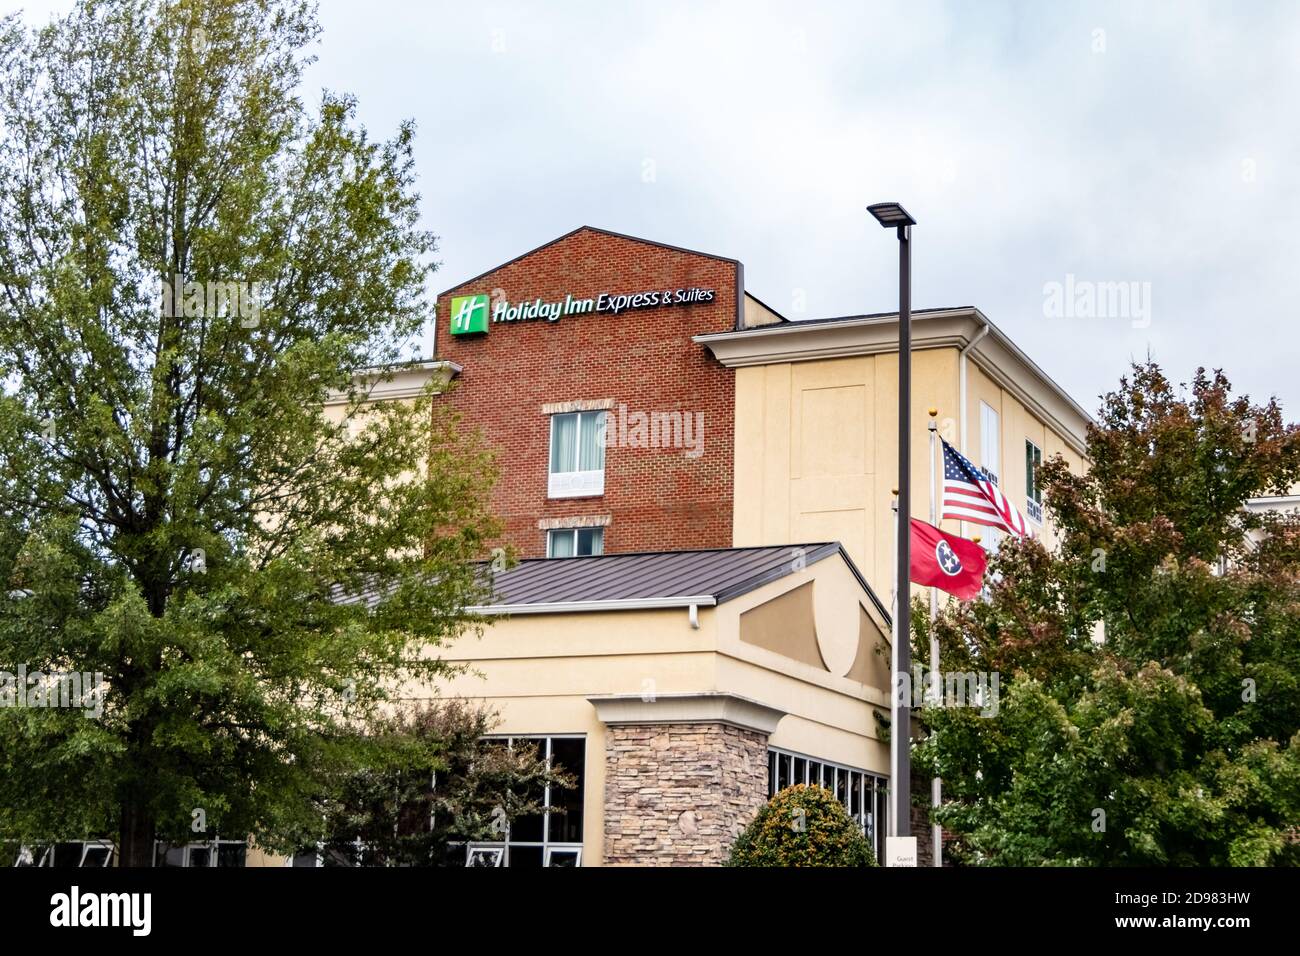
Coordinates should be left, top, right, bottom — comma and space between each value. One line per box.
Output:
547, 527, 604, 558
549, 411, 605, 498
979, 401, 1000, 485
1025, 439, 1043, 523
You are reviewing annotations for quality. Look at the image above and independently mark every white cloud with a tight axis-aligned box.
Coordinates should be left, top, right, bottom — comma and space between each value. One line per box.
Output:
6, 0, 1298, 411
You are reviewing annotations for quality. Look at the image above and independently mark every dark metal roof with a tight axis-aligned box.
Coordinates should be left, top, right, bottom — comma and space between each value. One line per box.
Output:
332, 543, 889, 623
476, 542, 887, 621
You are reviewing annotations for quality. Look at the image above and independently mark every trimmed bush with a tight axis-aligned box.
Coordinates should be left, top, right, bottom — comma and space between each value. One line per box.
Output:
728, 784, 877, 867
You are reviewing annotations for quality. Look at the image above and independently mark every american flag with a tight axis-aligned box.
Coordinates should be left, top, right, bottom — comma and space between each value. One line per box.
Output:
941, 438, 1028, 537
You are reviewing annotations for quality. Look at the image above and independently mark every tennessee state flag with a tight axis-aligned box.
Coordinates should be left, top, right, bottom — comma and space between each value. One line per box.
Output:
909, 518, 987, 600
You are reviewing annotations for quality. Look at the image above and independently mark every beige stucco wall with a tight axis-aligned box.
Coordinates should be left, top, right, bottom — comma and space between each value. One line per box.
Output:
735, 346, 1088, 598
733, 348, 960, 597
384, 551, 891, 865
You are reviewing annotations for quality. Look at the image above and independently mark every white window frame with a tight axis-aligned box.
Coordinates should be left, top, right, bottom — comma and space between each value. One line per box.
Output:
474, 734, 586, 867
548, 411, 606, 499
979, 401, 1000, 486
465, 845, 504, 868
543, 847, 582, 867
20, 841, 115, 868
154, 837, 247, 868
78, 840, 114, 867
767, 746, 887, 862
1025, 439, 1043, 524
546, 526, 604, 558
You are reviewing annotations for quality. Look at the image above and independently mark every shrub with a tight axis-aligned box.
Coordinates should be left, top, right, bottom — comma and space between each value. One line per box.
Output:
728, 784, 877, 867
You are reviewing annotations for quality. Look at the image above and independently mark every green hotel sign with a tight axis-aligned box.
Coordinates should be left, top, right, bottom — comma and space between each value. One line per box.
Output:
449, 294, 490, 335
449, 287, 715, 336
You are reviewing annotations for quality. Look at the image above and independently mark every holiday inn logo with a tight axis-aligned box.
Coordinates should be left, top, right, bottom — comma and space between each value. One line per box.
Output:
447, 285, 716, 337
449, 293, 490, 335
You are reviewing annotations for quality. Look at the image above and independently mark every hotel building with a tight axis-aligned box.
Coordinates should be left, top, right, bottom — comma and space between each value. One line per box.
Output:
402, 226, 1092, 866
22, 225, 1091, 869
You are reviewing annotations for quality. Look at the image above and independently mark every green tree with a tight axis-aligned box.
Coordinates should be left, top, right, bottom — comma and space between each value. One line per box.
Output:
728, 784, 877, 867
915, 363, 1300, 865
312, 701, 574, 867
0, 0, 498, 866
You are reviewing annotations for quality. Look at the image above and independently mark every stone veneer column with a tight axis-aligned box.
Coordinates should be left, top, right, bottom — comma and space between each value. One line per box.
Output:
588, 693, 786, 867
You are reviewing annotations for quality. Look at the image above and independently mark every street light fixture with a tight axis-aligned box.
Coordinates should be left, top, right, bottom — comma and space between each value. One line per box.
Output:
868, 201, 914, 849
866, 202, 917, 230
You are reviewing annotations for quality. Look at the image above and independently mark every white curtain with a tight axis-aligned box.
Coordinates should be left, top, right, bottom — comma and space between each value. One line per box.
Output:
550, 414, 578, 473
549, 530, 575, 557
579, 411, 606, 471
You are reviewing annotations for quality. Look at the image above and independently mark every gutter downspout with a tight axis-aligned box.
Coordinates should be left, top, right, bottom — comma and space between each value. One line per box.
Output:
958, 319, 990, 538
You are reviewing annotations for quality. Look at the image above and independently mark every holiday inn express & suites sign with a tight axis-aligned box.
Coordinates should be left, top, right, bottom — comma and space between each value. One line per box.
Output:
449, 286, 716, 335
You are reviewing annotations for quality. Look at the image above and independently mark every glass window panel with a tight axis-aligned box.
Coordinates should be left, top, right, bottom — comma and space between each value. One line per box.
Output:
768, 751, 777, 796
81, 845, 112, 867
158, 845, 186, 868
776, 754, 790, 791
507, 845, 543, 868
548, 529, 575, 558
576, 527, 603, 556
465, 847, 502, 867
823, 766, 836, 794
792, 757, 807, 785
546, 848, 581, 867
875, 785, 889, 860
51, 843, 82, 867
1025, 441, 1035, 502
509, 737, 546, 842
980, 402, 1000, 480
1025, 440, 1044, 505
188, 846, 213, 868
578, 412, 606, 472
836, 769, 849, 805
217, 843, 246, 868
548, 738, 585, 844
550, 414, 578, 474
851, 773, 862, 818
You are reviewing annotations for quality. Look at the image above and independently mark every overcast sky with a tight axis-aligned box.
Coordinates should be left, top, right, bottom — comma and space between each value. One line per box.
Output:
8, 1, 1299, 418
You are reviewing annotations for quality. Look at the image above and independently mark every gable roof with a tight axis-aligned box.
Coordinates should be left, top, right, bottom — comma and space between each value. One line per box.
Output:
438, 225, 740, 298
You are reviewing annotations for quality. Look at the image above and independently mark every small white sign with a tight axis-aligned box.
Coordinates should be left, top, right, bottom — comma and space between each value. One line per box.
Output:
885, 837, 918, 868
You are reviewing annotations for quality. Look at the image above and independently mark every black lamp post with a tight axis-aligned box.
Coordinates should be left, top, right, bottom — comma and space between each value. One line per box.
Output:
867, 201, 915, 842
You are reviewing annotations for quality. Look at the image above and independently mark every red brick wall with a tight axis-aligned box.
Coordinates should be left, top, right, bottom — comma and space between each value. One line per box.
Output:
434, 227, 739, 558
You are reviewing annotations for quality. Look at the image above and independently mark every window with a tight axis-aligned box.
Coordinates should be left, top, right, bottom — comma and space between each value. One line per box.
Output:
767, 747, 887, 863
11, 841, 114, 867
463, 735, 585, 868
547, 527, 604, 558
1025, 440, 1043, 523
465, 845, 504, 867
979, 402, 1000, 485
154, 839, 247, 867
548, 411, 606, 498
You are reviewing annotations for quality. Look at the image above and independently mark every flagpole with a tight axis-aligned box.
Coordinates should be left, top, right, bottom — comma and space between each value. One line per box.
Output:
889, 488, 900, 840
928, 409, 942, 868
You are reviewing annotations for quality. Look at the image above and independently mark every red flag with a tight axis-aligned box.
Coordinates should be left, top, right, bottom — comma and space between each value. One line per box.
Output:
909, 518, 987, 600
